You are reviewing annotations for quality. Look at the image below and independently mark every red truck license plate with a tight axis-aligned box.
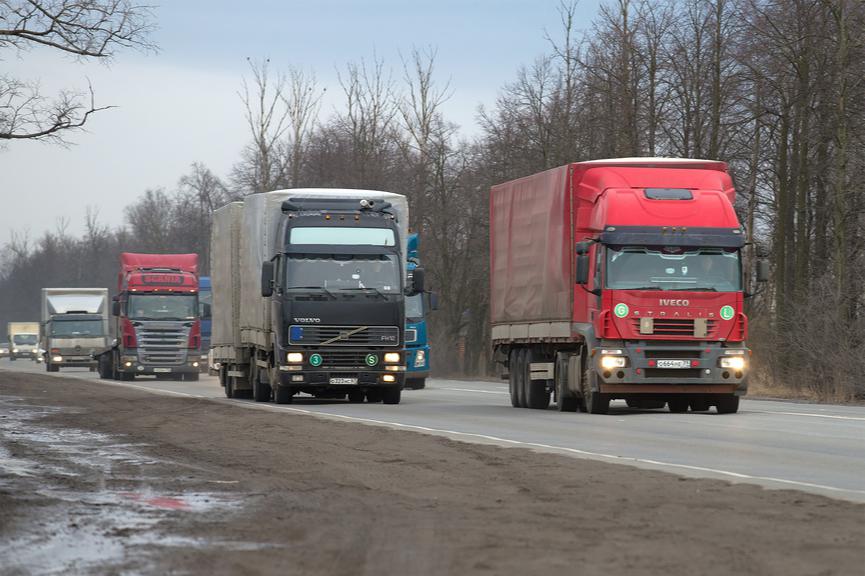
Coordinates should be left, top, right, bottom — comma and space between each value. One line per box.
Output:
656, 360, 691, 369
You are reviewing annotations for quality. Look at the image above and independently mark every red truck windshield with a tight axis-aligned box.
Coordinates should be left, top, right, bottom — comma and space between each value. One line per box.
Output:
127, 294, 198, 320
606, 246, 742, 292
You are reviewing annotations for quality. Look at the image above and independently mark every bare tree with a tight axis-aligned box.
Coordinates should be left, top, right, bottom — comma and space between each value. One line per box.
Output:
0, 0, 155, 143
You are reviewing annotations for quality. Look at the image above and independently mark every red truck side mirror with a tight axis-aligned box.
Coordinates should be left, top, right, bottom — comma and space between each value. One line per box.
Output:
756, 259, 770, 283
575, 241, 592, 285
112, 299, 120, 317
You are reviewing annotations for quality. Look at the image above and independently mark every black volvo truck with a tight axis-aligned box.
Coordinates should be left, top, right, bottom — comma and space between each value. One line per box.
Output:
210, 189, 422, 405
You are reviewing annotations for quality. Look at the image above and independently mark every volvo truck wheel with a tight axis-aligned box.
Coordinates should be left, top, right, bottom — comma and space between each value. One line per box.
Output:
366, 389, 383, 403
185, 372, 200, 382
253, 371, 271, 403
347, 390, 365, 403
220, 367, 234, 398
715, 395, 740, 414
508, 349, 520, 408
382, 387, 402, 405
273, 384, 293, 404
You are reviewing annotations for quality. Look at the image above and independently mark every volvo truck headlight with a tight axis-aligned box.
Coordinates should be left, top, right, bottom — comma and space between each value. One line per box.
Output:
600, 355, 627, 370
719, 356, 746, 370
12, 348, 18, 354
52, 355, 63, 363
414, 350, 426, 367
384, 352, 401, 364
287, 352, 304, 364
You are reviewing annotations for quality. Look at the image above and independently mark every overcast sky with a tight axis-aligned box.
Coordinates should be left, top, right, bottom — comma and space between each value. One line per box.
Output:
1, 0, 600, 240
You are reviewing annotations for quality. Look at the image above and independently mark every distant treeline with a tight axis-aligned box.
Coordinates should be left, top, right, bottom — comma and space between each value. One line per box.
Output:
2, 0, 863, 400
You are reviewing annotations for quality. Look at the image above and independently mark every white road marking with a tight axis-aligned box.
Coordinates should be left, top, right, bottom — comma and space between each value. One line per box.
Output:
263, 404, 865, 501
439, 387, 510, 395
765, 411, 865, 422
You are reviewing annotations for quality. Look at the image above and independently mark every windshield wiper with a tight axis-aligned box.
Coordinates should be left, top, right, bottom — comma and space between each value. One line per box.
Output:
687, 287, 719, 292
337, 287, 389, 300
285, 286, 337, 300
626, 286, 664, 291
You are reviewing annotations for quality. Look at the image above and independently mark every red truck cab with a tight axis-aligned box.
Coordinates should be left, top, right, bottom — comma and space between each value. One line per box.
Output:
97, 253, 202, 381
491, 158, 767, 414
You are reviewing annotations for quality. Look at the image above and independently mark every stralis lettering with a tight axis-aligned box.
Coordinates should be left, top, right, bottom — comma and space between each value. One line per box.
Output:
293, 317, 321, 323
659, 299, 689, 307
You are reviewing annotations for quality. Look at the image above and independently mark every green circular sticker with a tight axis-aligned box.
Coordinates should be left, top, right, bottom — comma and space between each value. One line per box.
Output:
614, 303, 629, 318
720, 306, 735, 321
309, 353, 323, 367
365, 354, 379, 367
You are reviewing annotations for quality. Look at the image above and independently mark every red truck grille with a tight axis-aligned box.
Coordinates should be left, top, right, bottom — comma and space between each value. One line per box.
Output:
630, 318, 717, 338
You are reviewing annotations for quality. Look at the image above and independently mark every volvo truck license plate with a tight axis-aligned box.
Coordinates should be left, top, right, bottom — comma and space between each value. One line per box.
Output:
153, 367, 172, 373
330, 377, 358, 385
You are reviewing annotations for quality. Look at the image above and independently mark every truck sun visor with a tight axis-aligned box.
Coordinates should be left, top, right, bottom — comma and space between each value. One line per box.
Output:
644, 188, 693, 200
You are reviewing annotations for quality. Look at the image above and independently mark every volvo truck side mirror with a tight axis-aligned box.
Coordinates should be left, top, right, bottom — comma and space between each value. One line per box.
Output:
756, 259, 770, 283
428, 291, 439, 311
111, 299, 120, 317
261, 261, 275, 297
412, 266, 426, 294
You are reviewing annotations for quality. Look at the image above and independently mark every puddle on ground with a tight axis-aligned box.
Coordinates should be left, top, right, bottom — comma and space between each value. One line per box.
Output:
0, 395, 267, 575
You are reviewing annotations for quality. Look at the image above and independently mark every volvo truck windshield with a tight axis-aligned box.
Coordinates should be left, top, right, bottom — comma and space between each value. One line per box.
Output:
286, 255, 401, 293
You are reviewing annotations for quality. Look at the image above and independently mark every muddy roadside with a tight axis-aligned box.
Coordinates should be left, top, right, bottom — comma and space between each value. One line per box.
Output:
1, 372, 863, 576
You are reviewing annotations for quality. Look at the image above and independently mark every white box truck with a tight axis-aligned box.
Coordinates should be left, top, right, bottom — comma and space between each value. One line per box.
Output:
7, 321, 41, 361
41, 288, 110, 371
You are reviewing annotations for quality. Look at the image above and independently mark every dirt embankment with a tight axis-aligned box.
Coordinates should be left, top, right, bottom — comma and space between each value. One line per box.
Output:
1, 372, 863, 575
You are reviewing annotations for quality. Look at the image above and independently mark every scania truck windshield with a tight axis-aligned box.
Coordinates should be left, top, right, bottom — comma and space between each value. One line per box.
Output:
606, 247, 742, 292
127, 294, 198, 320
286, 255, 401, 293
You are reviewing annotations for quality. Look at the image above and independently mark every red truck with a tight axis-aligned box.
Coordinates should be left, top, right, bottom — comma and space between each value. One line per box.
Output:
490, 158, 768, 414
96, 253, 202, 381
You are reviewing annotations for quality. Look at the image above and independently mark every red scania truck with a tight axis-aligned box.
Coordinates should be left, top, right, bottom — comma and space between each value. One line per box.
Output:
96, 253, 202, 381
490, 158, 767, 414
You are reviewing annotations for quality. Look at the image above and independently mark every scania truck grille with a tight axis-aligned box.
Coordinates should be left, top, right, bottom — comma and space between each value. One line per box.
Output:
289, 325, 400, 347
136, 326, 189, 365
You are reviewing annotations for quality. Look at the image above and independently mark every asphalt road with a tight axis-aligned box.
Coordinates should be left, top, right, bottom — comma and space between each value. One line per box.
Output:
2, 358, 864, 503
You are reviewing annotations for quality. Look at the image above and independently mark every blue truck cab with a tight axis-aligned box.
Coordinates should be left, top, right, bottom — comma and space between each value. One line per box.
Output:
198, 276, 212, 372
404, 234, 435, 389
